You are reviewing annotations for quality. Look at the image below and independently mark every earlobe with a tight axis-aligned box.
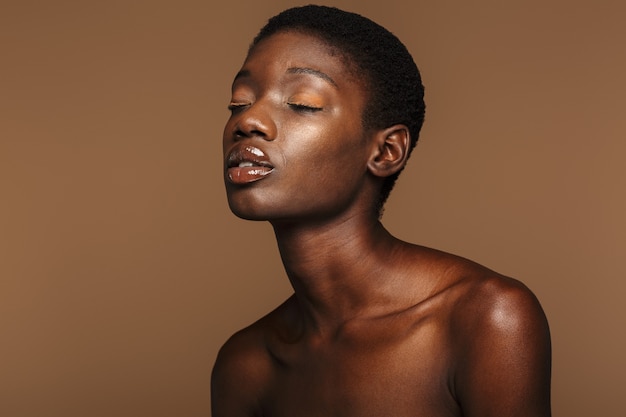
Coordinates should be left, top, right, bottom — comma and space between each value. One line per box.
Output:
367, 125, 410, 178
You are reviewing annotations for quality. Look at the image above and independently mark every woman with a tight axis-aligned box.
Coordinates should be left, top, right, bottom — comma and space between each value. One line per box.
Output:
213, 5, 551, 416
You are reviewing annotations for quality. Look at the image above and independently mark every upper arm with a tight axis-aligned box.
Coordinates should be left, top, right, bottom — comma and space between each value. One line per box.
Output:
454, 278, 552, 417
211, 330, 270, 417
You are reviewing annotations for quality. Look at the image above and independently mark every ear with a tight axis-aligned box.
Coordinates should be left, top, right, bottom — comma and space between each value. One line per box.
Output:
366, 124, 410, 178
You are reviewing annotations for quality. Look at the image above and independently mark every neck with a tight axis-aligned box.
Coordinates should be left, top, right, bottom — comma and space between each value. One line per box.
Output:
271, 213, 407, 332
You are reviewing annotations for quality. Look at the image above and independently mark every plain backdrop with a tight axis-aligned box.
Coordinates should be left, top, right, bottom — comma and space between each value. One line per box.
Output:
1, 0, 624, 416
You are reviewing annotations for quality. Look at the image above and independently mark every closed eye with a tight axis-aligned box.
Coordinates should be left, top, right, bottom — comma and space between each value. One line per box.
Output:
288, 103, 323, 113
227, 103, 249, 113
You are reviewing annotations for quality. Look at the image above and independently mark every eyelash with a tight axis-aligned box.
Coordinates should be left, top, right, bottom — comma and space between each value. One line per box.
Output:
227, 103, 248, 113
288, 103, 323, 113
227, 102, 323, 113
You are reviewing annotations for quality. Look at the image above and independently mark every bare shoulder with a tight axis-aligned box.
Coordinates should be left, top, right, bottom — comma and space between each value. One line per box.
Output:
440, 256, 552, 416
211, 323, 266, 416
449, 260, 550, 347
211, 300, 290, 417
413, 246, 549, 332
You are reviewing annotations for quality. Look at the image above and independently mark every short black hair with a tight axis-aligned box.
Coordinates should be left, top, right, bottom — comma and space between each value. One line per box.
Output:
251, 5, 425, 215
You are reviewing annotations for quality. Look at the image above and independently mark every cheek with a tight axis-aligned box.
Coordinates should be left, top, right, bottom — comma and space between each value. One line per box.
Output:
282, 123, 362, 175
281, 128, 368, 205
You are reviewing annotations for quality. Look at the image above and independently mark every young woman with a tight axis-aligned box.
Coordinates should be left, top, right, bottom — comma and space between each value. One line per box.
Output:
213, 5, 551, 416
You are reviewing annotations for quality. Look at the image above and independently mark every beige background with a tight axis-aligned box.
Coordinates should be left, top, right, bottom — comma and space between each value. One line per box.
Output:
1, 0, 624, 416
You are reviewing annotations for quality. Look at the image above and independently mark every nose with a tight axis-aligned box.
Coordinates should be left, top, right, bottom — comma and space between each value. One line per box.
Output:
231, 102, 277, 141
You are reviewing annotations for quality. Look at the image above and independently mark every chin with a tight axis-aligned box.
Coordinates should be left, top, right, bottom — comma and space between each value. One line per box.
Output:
227, 201, 263, 221
225, 185, 293, 222
230, 208, 268, 221
225, 187, 345, 224
226, 195, 275, 221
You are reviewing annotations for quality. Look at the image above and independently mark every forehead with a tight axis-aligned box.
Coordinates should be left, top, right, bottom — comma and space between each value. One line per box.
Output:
240, 31, 362, 90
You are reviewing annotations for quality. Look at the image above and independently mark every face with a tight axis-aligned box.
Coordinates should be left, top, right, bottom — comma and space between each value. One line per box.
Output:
223, 31, 376, 223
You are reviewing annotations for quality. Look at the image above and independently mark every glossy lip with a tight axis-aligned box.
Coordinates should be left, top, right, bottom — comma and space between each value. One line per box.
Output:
225, 144, 275, 184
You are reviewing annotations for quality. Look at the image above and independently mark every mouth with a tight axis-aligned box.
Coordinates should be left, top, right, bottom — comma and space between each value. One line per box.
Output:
226, 145, 275, 184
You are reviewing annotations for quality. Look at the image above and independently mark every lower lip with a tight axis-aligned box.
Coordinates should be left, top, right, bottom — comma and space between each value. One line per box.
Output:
227, 166, 274, 184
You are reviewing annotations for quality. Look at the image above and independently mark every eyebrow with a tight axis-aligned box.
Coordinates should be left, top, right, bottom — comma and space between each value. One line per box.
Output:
232, 67, 337, 88
286, 67, 338, 88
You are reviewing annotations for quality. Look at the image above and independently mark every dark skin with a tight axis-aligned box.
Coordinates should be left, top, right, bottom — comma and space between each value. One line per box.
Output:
213, 31, 551, 417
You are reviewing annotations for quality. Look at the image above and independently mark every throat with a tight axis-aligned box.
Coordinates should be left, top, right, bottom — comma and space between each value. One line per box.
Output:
272, 221, 407, 327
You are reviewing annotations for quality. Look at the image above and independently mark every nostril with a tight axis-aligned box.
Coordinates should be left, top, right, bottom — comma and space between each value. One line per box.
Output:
233, 127, 269, 141
233, 112, 276, 141
232, 124, 253, 140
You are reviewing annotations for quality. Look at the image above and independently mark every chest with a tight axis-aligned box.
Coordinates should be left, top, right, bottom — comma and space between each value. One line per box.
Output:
260, 320, 460, 417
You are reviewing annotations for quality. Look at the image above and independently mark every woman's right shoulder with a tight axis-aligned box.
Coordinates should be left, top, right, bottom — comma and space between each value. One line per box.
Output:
211, 303, 288, 416
212, 296, 295, 386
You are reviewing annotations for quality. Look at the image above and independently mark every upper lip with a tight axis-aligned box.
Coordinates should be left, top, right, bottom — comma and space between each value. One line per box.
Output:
226, 144, 274, 169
